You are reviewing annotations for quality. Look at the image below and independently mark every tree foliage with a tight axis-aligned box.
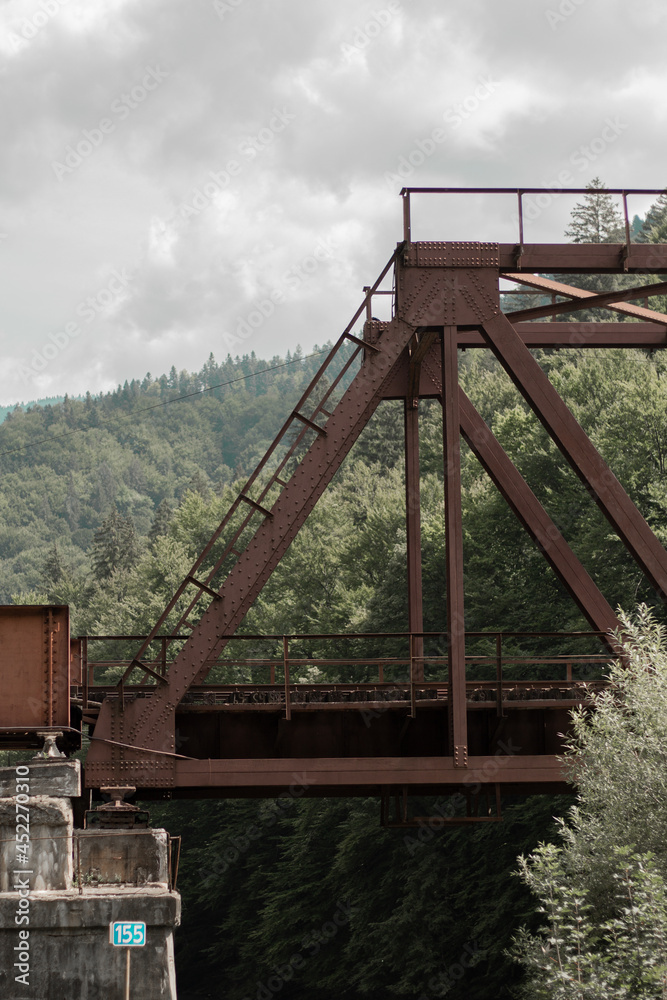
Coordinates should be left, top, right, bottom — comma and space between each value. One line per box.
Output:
564, 177, 625, 244
512, 607, 667, 998
91, 507, 140, 579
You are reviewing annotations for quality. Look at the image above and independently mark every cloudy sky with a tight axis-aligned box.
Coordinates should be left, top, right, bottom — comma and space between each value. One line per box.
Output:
0, 0, 665, 405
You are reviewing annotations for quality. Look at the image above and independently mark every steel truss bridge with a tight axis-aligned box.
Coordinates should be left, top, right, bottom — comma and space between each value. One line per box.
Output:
7, 187, 667, 820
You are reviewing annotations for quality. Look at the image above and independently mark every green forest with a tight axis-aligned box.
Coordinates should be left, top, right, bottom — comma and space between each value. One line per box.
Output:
4, 184, 667, 998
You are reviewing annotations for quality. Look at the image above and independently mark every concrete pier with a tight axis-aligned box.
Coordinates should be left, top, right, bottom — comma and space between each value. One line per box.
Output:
0, 759, 180, 999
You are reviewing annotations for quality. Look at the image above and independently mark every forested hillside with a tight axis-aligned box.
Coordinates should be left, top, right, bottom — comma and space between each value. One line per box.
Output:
0, 348, 331, 611
5, 339, 667, 644
4, 184, 667, 999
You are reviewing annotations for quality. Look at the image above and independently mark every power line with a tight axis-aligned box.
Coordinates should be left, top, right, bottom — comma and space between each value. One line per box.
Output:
0, 349, 331, 459
0, 341, 662, 462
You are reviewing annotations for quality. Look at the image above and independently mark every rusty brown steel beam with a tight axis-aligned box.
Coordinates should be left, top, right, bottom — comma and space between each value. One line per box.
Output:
442, 327, 468, 766
404, 402, 424, 683
498, 244, 667, 273
458, 391, 620, 645
171, 755, 566, 788
504, 273, 667, 324
138, 782, 574, 800
505, 279, 667, 322
406, 242, 667, 274
77, 628, 615, 642
480, 311, 667, 598
0, 605, 70, 731
500, 245, 667, 273
407, 329, 438, 404
456, 323, 667, 348
402, 187, 666, 193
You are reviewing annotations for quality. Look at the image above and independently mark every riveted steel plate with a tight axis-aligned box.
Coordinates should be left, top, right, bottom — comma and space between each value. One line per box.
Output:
403, 241, 501, 268
0, 605, 70, 729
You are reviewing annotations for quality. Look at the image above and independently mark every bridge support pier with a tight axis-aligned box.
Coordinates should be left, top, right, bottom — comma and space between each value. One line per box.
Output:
0, 760, 180, 999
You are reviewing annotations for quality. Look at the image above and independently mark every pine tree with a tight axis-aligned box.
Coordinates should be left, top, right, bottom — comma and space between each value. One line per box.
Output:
564, 177, 624, 244
638, 192, 667, 315
91, 508, 140, 579
43, 543, 64, 585
639, 190, 667, 243
559, 179, 632, 318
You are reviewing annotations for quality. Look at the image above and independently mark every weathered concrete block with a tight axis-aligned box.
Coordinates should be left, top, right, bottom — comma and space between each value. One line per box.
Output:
0, 759, 81, 798
0, 795, 73, 891
75, 829, 170, 886
0, 887, 181, 929
0, 759, 180, 997
0, 888, 180, 999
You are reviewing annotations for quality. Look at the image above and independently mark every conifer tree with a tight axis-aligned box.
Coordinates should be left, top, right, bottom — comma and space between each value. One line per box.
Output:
559, 178, 631, 317
43, 543, 64, 585
639, 190, 667, 243
564, 177, 624, 244
91, 508, 140, 579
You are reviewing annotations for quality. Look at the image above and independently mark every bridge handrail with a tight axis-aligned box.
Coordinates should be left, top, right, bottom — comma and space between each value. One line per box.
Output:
399, 185, 667, 245
73, 630, 618, 718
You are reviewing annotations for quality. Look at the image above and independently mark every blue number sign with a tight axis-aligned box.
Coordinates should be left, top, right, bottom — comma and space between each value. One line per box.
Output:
109, 921, 146, 946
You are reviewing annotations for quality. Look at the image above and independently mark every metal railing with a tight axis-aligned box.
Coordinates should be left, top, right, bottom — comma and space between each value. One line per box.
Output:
73, 630, 616, 720
399, 186, 667, 246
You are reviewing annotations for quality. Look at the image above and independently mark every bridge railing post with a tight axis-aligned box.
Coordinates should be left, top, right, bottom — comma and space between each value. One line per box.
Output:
409, 633, 416, 718
402, 189, 411, 242
82, 635, 89, 711
495, 633, 504, 718
283, 636, 291, 721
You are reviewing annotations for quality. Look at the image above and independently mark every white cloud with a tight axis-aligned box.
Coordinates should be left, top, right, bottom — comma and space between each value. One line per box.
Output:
0, 0, 665, 403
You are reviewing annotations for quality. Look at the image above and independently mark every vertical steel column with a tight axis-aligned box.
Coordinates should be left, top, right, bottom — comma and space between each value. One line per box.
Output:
495, 633, 504, 718
46, 608, 54, 726
442, 327, 468, 766
283, 636, 291, 721
81, 636, 89, 711
404, 401, 424, 683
